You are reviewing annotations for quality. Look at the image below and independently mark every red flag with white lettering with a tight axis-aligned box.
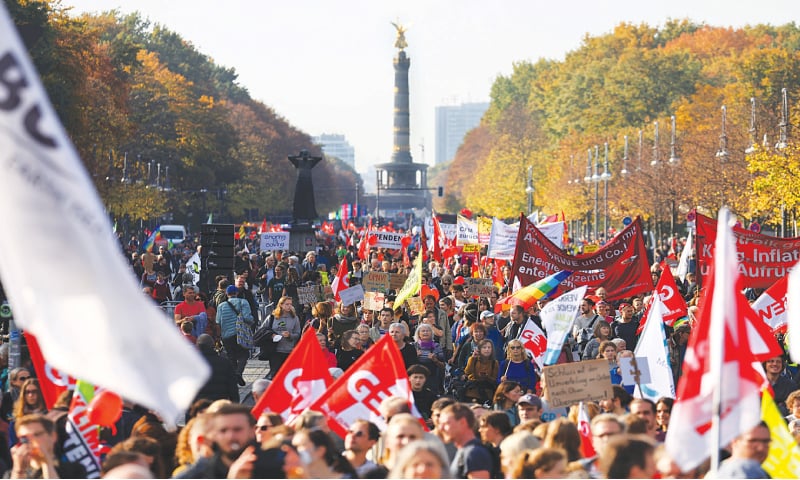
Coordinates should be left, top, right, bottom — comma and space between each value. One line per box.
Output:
25, 333, 75, 408
251, 327, 333, 422
519, 319, 547, 369
751, 275, 788, 333
308, 334, 415, 437
637, 266, 688, 335
331, 256, 350, 302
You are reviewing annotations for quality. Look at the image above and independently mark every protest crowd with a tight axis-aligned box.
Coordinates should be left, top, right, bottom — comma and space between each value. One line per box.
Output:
0, 210, 796, 480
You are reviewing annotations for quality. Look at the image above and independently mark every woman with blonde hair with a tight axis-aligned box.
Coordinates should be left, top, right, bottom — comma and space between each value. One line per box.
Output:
268, 296, 301, 379
498, 339, 538, 394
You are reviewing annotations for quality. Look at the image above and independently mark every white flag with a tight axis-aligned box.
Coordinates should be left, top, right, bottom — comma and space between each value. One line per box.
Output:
632, 295, 675, 401
541, 286, 587, 365
676, 230, 693, 282
486, 217, 518, 260
0, 6, 208, 425
787, 266, 800, 363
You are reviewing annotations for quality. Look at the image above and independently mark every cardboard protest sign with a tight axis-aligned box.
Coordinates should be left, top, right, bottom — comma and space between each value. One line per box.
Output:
298, 285, 322, 306
465, 278, 494, 297
406, 296, 425, 316
362, 291, 385, 311
542, 359, 613, 408
362, 272, 390, 292
389, 273, 408, 292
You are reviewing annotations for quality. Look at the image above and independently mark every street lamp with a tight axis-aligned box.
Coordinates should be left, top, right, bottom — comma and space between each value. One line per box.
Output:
592, 145, 601, 241
776, 88, 789, 150
745, 97, 758, 154
621, 135, 629, 176
584, 149, 593, 239
668, 115, 680, 164
651, 121, 660, 166
601, 142, 612, 238
525, 165, 534, 216
716, 105, 730, 160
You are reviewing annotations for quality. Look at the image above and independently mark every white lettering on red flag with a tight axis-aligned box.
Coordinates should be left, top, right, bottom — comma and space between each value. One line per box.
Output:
309, 335, 414, 437
251, 327, 332, 423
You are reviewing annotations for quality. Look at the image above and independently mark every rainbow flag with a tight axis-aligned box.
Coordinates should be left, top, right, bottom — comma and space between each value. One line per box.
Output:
142, 228, 160, 252
495, 270, 572, 312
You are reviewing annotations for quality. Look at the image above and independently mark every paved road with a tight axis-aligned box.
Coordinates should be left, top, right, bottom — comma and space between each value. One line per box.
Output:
238, 357, 270, 407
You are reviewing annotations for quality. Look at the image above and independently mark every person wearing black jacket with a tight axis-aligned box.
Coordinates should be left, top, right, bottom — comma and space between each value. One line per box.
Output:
234, 275, 260, 324
194, 334, 239, 403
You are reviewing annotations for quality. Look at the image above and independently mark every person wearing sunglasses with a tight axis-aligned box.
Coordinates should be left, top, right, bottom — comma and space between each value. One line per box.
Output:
498, 340, 538, 395
2, 368, 31, 421
343, 419, 380, 477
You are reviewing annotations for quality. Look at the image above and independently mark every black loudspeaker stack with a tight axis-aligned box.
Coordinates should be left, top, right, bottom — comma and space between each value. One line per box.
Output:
199, 224, 235, 294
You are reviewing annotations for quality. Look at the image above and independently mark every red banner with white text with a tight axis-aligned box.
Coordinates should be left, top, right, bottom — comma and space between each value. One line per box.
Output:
696, 212, 800, 289
25, 333, 76, 408
510, 215, 652, 301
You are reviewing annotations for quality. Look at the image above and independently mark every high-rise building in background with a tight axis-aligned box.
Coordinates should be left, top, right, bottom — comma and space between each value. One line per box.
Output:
435, 102, 489, 165
313, 133, 355, 169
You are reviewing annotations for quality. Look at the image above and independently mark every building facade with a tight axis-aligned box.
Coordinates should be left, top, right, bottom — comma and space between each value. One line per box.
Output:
435, 102, 489, 165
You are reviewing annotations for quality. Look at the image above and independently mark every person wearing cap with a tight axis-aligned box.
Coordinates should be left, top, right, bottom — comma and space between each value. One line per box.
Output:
668, 324, 691, 385
516, 394, 543, 424
216, 285, 254, 381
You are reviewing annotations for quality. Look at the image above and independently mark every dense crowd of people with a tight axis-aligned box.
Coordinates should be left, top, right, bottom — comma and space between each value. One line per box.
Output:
0, 228, 792, 478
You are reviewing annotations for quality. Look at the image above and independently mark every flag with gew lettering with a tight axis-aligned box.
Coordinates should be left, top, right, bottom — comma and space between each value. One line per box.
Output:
251, 327, 332, 423
309, 335, 416, 437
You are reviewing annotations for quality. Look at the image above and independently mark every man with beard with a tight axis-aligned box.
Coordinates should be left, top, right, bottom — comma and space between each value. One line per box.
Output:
175, 404, 256, 479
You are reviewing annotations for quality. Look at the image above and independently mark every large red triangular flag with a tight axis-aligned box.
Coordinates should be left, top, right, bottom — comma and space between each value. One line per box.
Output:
578, 401, 596, 458
431, 213, 445, 263
331, 256, 350, 302
665, 208, 763, 473
637, 266, 688, 335
308, 334, 416, 437
251, 327, 333, 422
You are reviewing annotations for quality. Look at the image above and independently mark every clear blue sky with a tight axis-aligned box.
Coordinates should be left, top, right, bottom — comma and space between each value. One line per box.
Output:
64, 0, 795, 180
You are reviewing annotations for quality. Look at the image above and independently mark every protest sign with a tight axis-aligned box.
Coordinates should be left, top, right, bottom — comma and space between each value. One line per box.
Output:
260, 232, 290, 251
362, 272, 390, 292
373, 232, 408, 249
465, 278, 494, 297
338, 284, 365, 306
389, 273, 409, 292
362, 291, 385, 311
542, 359, 613, 408
406, 296, 425, 316
298, 285, 322, 306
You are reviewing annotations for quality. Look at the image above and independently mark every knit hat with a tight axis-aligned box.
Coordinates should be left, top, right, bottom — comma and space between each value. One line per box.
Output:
226, 285, 238, 295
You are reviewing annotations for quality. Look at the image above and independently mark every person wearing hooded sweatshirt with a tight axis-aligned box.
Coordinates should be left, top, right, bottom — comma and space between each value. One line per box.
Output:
329, 302, 359, 349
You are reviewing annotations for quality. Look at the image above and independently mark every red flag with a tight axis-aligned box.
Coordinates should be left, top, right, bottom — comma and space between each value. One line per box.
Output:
431, 213, 445, 262
637, 266, 688, 335
308, 335, 416, 437
25, 333, 75, 409
751, 275, 789, 333
331, 256, 350, 302
492, 260, 505, 288
251, 328, 333, 422
578, 401, 596, 458
665, 209, 763, 472
519, 319, 547, 369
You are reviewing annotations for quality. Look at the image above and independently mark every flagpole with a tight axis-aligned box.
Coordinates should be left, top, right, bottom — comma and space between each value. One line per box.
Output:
708, 208, 731, 477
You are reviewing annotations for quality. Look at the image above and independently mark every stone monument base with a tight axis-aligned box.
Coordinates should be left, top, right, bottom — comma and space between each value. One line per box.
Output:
288, 224, 317, 254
